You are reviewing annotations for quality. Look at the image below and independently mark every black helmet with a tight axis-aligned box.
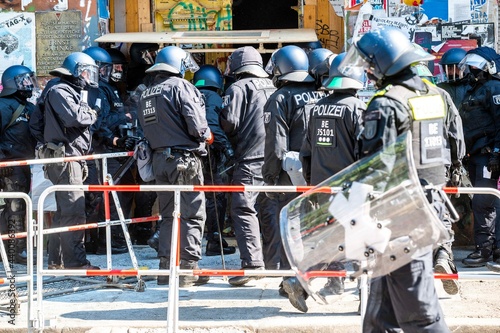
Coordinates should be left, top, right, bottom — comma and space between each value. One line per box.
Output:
224, 46, 268, 78
193, 65, 223, 90
323, 52, 365, 90
105, 48, 128, 82
265, 45, 314, 86
294, 41, 323, 54
83, 46, 113, 82
0, 65, 38, 98
129, 43, 159, 65
308, 48, 336, 88
339, 26, 435, 81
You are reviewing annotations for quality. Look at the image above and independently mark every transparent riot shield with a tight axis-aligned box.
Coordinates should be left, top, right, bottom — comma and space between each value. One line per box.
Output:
280, 132, 450, 303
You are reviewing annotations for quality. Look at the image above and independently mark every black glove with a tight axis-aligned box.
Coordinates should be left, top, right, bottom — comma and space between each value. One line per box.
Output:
0, 167, 13, 177
488, 152, 500, 173
116, 136, 138, 151
223, 148, 235, 167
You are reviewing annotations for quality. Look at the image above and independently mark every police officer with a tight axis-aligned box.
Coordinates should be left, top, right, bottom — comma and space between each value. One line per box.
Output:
83, 46, 138, 254
282, 52, 366, 313
339, 26, 451, 331
127, 43, 159, 92
0, 65, 38, 264
137, 46, 212, 287
29, 52, 100, 270
192, 64, 236, 256
307, 48, 336, 90
457, 47, 500, 270
262, 45, 325, 295
438, 48, 470, 107
221, 46, 276, 286
411, 58, 465, 296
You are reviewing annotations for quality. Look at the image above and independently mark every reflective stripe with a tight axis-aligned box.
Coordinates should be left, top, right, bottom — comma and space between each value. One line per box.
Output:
409, 94, 445, 120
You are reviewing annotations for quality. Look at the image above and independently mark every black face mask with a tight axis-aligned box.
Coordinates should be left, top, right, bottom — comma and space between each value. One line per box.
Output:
470, 67, 483, 78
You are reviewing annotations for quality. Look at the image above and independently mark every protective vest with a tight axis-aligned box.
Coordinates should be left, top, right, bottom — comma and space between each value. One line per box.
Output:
376, 82, 446, 185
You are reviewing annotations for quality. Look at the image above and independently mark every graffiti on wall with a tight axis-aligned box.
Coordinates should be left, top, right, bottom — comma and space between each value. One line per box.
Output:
315, 19, 340, 49
155, 0, 232, 32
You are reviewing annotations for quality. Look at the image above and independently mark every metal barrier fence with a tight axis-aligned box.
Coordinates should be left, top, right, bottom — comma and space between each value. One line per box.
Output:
28, 183, 500, 333
0, 192, 34, 329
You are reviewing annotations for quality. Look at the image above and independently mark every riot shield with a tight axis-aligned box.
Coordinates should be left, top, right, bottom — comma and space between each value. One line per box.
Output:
280, 132, 450, 303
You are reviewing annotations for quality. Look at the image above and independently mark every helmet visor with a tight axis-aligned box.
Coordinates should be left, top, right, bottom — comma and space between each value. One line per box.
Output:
224, 54, 234, 76
264, 51, 279, 76
338, 46, 371, 79
15, 72, 39, 91
98, 63, 112, 82
141, 48, 158, 65
182, 52, 200, 74
76, 63, 99, 87
459, 53, 488, 73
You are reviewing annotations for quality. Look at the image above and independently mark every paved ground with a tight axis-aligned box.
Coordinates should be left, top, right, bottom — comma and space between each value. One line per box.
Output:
1, 243, 500, 333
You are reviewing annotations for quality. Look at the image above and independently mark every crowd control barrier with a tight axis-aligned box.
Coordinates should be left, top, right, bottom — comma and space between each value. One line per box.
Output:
0, 192, 34, 329
28, 183, 500, 333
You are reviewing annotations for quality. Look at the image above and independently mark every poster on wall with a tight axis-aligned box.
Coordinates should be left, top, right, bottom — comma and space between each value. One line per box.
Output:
441, 22, 494, 48
0, 12, 36, 78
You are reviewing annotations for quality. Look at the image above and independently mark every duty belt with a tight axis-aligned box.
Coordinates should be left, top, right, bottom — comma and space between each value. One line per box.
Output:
154, 147, 192, 159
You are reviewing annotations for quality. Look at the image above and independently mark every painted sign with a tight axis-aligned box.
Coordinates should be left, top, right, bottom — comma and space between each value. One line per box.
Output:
35, 11, 82, 76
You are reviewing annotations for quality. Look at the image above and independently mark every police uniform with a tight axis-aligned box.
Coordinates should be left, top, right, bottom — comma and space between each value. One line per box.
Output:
93, 79, 137, 251
459, 76, 500, 261
301, 91, 365, 185
221, 76, 276, 269
261, 83, 325, 270
31, 77, 97, 269
361, 70, 451, 332
199, 88, 233, 250
0, 96, 36, 264
138, 72, 209, 264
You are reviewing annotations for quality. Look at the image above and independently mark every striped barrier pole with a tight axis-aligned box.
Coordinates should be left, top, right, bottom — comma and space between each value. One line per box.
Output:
0, 151, 132, 168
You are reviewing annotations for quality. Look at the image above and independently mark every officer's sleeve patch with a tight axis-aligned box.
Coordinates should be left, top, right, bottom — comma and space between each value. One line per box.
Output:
222, 95, 230, 107
264, 112, 271, 124
363, 110, 381, 140
493, 95, 500, 105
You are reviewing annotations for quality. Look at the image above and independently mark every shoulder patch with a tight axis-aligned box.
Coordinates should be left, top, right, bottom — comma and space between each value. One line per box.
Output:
264, 112, 271, 124
222, 95, 230, 107
493, 94, 500, 105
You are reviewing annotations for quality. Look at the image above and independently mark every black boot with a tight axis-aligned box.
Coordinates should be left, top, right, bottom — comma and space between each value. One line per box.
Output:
179, 260, 209, 287
462, 244, 492, 267
205, 232, 236, 256
157, 256, 170, 285
148, 230, 160, 251
486, 248, 500, 273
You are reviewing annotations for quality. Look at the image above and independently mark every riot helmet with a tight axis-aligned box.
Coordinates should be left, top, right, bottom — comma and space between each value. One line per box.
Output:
224, 46, 268, 78
145, 46, 199, 77
265, 45, 314, 87
129, 43, 159, 65
105, 48, 128, 82
193, 65, 223, 91
294, 40, 323, 54
459, 47, 500, 80
339, 26, 434, 82
50, 52, 99, 88
83, 46, 113, 82
323, 52, 365, 90
308, 48, 336, 89
439, 48, 466, 82
0, 65, 39, 98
